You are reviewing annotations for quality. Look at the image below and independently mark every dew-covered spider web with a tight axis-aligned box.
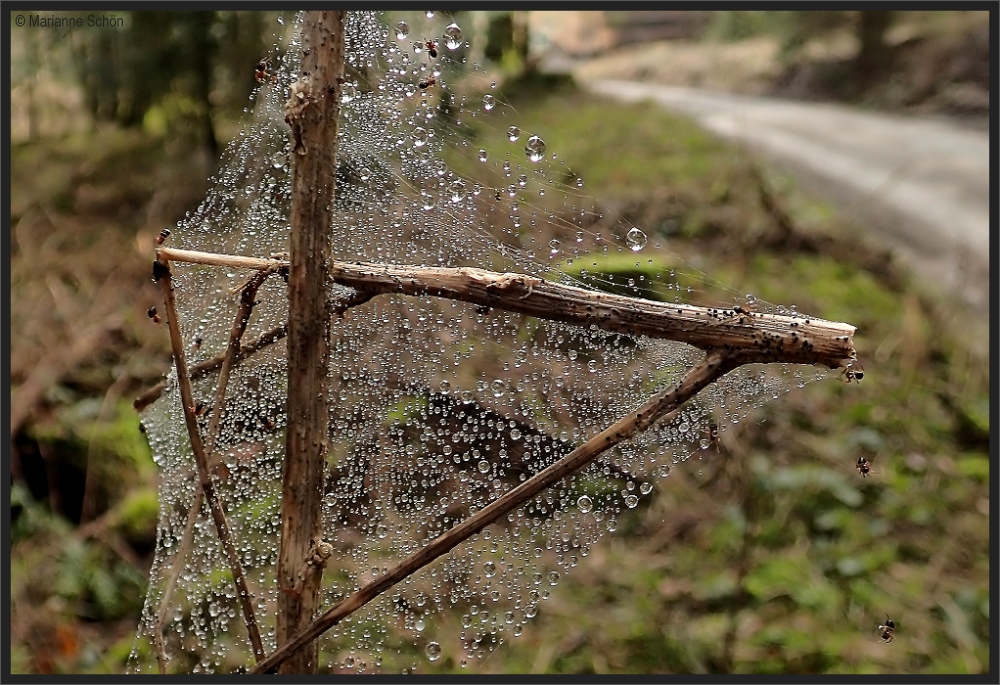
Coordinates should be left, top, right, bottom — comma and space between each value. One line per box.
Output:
129, 11, 836, 674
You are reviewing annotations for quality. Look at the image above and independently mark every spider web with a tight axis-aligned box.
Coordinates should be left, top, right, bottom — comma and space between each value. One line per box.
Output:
128, 11, 829, 674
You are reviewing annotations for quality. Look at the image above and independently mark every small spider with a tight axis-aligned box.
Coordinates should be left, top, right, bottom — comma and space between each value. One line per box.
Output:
878, 613, 895, 643
842, 360, 865, 384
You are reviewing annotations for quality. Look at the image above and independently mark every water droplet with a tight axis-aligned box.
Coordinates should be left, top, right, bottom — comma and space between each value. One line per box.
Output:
444, 23, 463, 50
425, 10, 435, 19
525, 135, 546, 162
415, 618, 426, 632
624, 494, 639, 508
577, 495, 593, 513
271, 152, 285, 169
478, 460, 490, 474
484, 561, 496, 577
567, 349, 578, 360
517, 174, 528, 188
549, 239, 560, 255
626, 227, 647, 252
640, 482, 653, 495
277, 16, 284, 25
477, 149, 488, 163
587, 359, 598, 373
507, 126, 520, 142
439, 379, 451, 394
746, 293, 757, 306
395, 21, 410, 40
482, 94, 495, 111
548, 570, 560, 586
425, 642, 441, 661
377, 524, 388, 539
449, 179, 466, 203
491, 379, 505, 397
510, 428, 522, 441
420, 190, 436, 211
340, 82, 357, 104
413, 126, 428, 148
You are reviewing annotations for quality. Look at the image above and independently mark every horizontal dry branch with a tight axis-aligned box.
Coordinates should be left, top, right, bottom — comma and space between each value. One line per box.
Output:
158, 247, 856, 370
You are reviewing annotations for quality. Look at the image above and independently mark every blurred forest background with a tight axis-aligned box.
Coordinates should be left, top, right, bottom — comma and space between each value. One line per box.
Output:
8, 9, 991, 674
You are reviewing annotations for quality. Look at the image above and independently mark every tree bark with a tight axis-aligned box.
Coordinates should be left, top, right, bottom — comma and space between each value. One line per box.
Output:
276, 10, 346, 674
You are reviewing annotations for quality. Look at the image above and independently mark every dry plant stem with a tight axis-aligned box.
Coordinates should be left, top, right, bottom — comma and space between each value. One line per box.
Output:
133, 324, 287, 412
156, 259, 266, 663
250, 351, 735, 673
151, 267, 275, 671
278, 11, 346, 674
157, 247, 857, 369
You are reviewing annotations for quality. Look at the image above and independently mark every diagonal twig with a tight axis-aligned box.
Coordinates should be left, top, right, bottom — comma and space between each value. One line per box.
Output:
250, 349, 736, 673
155, 257, 266, 663
151, 266, 279, 671
133, 324, 287, 413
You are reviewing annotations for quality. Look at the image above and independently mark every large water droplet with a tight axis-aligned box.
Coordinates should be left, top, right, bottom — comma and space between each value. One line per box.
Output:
484, 561, 496, 577
507, 126, 520, 142
626, 227, 647, 252
340, 82, 357, 104
395, 21, 410, 40
482, 94, 495, 111
510, 428, 522, 441
624, 494, 639, 508
449, 179, 466, 203
548, 570, 560, 586
477, 460, 491, 474
577, 495, 593, 513
477, 149, 488, 163
425, 642, 441, 661
525, 135, 546, 162
413, 127, 428, 148
444, 23, 463, 50
491, 379, 505, 397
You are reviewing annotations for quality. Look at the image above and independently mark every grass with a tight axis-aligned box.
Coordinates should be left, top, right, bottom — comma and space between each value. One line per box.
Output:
9, 75, 990, 674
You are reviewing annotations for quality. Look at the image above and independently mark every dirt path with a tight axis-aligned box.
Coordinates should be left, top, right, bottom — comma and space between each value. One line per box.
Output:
585, 80, 991, 315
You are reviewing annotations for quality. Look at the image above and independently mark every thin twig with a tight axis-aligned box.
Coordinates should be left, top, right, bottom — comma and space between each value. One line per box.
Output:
157, 246, 856, 369
249, 350, 736, 673
156, 257, 266, 663
133, 324, 287, 412
151, 267, 278, 671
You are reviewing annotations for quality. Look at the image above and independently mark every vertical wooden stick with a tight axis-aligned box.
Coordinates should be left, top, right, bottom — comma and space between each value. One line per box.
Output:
156, 258, 266, 663
277, 10, 347, 674
152, 266, 277, 671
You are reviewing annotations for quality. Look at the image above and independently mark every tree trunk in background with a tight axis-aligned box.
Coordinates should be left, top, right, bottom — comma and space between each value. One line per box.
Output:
188, 12, 219, 158
855, 10, 893, 76
276, 10, 346, 674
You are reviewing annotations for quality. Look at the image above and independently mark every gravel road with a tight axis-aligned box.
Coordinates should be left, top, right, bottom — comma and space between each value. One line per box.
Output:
586, 80, 991, 315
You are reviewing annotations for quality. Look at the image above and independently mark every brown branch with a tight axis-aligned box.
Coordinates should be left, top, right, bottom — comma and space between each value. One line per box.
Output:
157, 246, 856, 370
156, 258, 266, 663
277, 11, 347, 674
250, 350, 736, 673
151, 267, 276, 671
132, 324, 287, 413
